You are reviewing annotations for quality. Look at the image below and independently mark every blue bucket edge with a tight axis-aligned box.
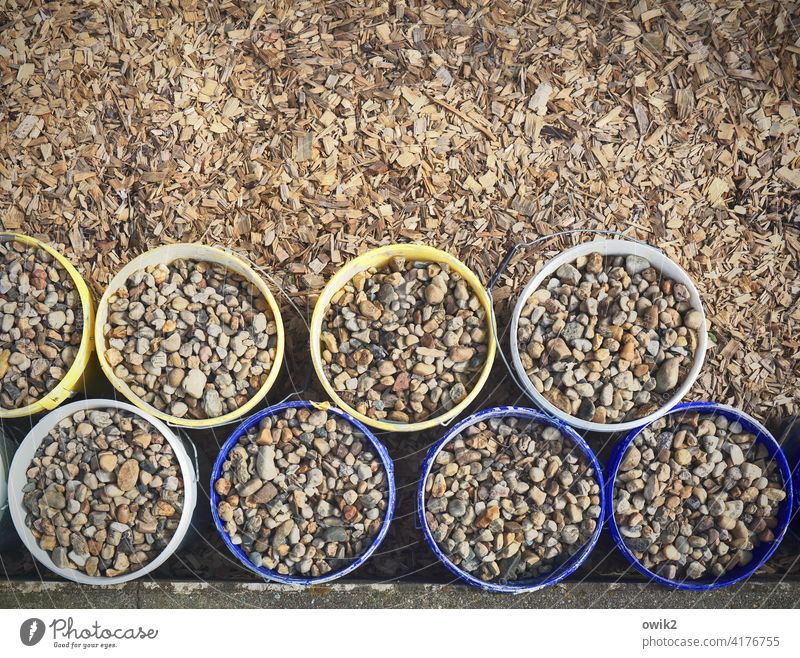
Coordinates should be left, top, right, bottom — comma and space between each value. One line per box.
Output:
604, 401, 795, 591
209, 399, 397, 586
417, 404, 605, 594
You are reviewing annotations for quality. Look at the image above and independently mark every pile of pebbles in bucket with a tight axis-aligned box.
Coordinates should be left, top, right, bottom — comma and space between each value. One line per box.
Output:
319, 257, 488, 424
21, 407, 184, 577
424, 416, 601, 582
613, 411, 787, 581
517, 252, 703, 423
214, 406, 388, 578
103, 259, 278, 420
0, 239, 82, 410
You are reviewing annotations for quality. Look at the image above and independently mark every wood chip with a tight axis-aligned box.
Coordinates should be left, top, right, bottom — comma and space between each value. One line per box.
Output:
776, 167, 800, 189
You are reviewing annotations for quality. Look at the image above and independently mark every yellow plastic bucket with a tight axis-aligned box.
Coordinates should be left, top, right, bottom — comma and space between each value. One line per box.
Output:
94, 243, 285, 429
0, 232, 95, 419
310, 244, 497, 433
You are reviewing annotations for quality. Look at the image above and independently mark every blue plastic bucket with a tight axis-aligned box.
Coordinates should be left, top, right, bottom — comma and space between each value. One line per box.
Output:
210, 400, 396, 585
606, 401, 794, 590
418, 405, 604, 593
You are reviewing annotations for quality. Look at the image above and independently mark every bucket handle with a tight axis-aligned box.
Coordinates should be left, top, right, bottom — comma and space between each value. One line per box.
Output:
485, 228, 657, 407
211, 242, 310, 332
163, 386, 315, 431
174, 429, 201, 484
486, 228, 654, 291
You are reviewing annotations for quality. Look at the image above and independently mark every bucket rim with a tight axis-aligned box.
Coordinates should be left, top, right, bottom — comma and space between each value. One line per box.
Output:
7, 398, 198, 585
309, 243, 497, 433
0, 232, 95, 419
508, 239, 708, 433
605, 401, 794, 590
93, 242, 285, 429
417, 404, 605, 593
210, 399, 397, 585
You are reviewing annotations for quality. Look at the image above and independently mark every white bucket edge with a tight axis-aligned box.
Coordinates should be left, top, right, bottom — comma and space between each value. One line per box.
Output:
509, 239, 708, 433
7, 399, 198, 585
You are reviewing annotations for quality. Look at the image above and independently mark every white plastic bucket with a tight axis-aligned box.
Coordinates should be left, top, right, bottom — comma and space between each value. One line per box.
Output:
509, 239, 707, 433
0, 428, 16, 548
8, 399, 198, 584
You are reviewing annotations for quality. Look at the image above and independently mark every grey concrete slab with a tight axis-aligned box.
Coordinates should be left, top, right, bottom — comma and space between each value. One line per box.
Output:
0, 581, 139, 609
1, 580, 799, 609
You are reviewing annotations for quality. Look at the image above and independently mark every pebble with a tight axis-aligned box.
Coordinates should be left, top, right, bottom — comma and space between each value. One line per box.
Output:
102, 258, 278, 420
47, 310, 67, 330
161, 333, 182, 352
214, 407, 388, 578
426, 416, 601, 583
0, 240, 83, 410
555, 263, 581, 285
43, 489, 66, 509
655, 357, 681, 392
625, 255, 650, 276
614, 411, 785, 581
51, 547, 70, 569
256, 445, 278, 481
21, 407, 184, 577
684, 309, 703, 330
116, 459, 140, 490
320, 257, 488, 424
98, 453, 117, 472
517, 251, 702, 424
182, 368, 207, 399
202, 389, 223, 418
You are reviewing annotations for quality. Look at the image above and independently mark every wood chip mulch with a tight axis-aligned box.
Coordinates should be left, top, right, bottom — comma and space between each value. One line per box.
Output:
1, 1, 798, 427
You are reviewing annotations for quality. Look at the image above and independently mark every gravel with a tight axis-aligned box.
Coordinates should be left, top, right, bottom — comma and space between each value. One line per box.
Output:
21, 407, 185, 577
102, 259, 278, 420
214, 406, 389, 578
516, 251, 703, 424
613, 411, 787, 582
319, 257, 489, 424
424, 415, 601, 583
0, 239, 83, 410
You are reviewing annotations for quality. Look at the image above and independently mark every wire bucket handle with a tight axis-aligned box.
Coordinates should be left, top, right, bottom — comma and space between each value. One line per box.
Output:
173, 428, 202, 484
487, 228, 655, 291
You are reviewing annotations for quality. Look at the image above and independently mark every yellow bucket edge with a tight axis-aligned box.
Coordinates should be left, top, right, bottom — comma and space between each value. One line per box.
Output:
0, 232, 95, 419
309, 243, 497, 433
94, 243, 285, 429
